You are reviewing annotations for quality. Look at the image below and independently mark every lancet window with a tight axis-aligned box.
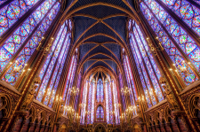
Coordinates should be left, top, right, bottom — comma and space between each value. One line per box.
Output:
63, 55, 78, 109
122, 55, 137, 114
119, 73, 126, 110
74, 72, 82, 111
112, 80, 120, 124
97, 79, 103, 103
128, 19, 164, 107
0, 0, 60, 86
80, 80, 88, 124
80, 75, 120, 125
35, 20, 72, 107
140, 0, 200, 86
105, 79, 110, 123
87, 79, 94, 124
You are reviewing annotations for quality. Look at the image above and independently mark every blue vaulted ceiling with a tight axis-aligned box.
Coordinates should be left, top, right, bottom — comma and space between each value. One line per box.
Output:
62, 0, 138, 76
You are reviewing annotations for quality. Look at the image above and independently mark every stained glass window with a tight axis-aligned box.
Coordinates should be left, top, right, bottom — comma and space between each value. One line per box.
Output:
0, 0, 8, 5
194, 0, 200, 5
80, 80, 88, 124
87, 81, 92, 124
129, 19, 164, 107
74, 72, 81, 111
0, 0, 40, 37
105, 79, 110, 123
96, 106, 104, 121
87, 83, 93, 124
108, 81, 113, 124
0, 0, 59, 85
80, 75, 119, 124
85, 79, 96, 124
159, 0, 200, 36
140, 0, 199, 86
91, 79, 95, 123
123, 55, 137, 113
63, 55, 78, 108
112, 80, 120, 124
35, 20, 72, 107
119, 73, 126, 110
97, 79, 103, 102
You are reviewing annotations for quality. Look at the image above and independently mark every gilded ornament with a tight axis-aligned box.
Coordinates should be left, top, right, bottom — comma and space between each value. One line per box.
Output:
21, 77, 41, 110
159, 77, 179, 111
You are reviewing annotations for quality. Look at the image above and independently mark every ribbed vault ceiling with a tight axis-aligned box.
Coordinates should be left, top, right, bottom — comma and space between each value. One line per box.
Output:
61, 0, 139, 76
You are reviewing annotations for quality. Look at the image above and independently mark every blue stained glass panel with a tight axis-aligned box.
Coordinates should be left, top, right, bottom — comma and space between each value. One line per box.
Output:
0, 0, 40, 36
140, 2, 198, 85
96, 106, 104, 120
160, 0, 200, 36
1, 1, 59, 85
37, 24, 66, 102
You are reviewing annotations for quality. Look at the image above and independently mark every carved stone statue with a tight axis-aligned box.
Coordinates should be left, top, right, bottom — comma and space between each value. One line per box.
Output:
59, 101, 64, 118
21, 88, 36, 110
21, 76, 41, 110
136, 101, 141, 116
159, 77, 179, 111
60, 105, 64, 114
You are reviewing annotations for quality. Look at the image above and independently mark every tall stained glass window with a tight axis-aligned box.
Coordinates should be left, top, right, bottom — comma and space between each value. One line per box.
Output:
80, 75, 119, 125
107, 80, 113, 124
123, 55, 138, 114
159, 0, 200, 36
91, 79, 96, 123
119, 73, 126, 110
128, 19, 164, 107
86, 79, 96, 124
36, 20, 72, 107
87, 80, 93, 124
0, 0, 40, 36
63, 55, 78, 109
140, 0, 200, 86
74, 72, 81, 111
80, 80, 88, 124
105, 79, 110, 123
112, 80, 120, 124
0, 0, 60, 85
97, 79, 103, 102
